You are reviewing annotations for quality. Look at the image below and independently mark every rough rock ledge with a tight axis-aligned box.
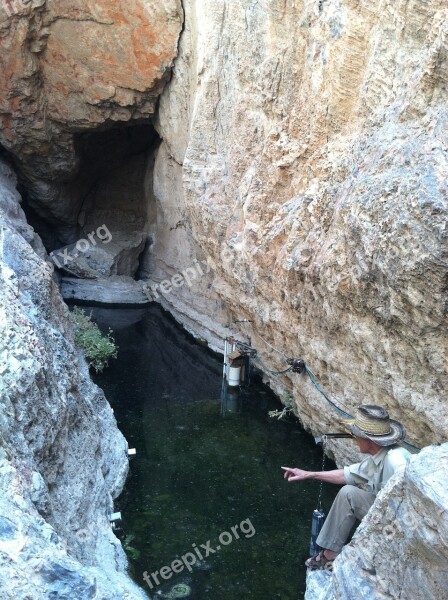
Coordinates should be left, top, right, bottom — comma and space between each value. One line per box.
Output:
0, 162, 148, 597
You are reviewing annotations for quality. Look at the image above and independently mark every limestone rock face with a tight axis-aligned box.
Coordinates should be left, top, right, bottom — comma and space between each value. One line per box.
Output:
51, 233, 146, 279
0, 1, 447, 598
0, 0, 182, 169
147, 0, 448, 462
60, 275, 150, 305
306, 443, 448, 600
0, 0, 183, 232
0, 160, 147, 598
140, 140, 235, 351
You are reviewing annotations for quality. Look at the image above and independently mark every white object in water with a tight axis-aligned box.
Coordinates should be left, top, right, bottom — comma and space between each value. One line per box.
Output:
228, 366, 241, 387
128, 448, 137, 456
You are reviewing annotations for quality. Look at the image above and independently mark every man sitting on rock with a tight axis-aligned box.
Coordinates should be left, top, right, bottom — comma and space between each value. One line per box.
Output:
282, 404, 410, 570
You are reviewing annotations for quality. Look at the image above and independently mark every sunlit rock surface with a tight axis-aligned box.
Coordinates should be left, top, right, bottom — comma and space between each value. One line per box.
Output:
51, 233, 146, 279
0, 0, 183, 234
0, 0, 182, 165
1, 1, 447, 596
306, 444, 448, 600
0, 160, 147, 598
148, 0, 448, 464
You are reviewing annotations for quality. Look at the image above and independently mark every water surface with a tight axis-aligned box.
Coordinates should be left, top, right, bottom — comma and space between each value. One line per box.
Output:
91, 305, 338, 600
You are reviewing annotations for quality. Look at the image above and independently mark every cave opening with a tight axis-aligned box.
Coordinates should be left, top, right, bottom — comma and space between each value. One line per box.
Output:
16, 122, 161, 282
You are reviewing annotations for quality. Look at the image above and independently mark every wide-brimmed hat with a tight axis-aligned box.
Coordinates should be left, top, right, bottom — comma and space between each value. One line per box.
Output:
343, 405, 406, 446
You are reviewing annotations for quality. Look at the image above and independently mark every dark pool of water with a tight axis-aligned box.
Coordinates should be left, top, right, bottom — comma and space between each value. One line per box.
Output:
89, 305, 338, 600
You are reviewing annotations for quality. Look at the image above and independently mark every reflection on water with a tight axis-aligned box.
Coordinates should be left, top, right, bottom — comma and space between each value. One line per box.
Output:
91, 305, 338, 600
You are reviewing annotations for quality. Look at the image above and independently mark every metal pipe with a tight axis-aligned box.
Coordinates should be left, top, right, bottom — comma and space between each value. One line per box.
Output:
223, 338, 228, 379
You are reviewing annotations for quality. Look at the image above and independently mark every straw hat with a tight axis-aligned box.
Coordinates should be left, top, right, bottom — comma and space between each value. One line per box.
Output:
343, 405, 406, 446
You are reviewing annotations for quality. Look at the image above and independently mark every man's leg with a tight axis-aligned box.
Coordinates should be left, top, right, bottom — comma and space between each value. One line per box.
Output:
316, 485, 375, 553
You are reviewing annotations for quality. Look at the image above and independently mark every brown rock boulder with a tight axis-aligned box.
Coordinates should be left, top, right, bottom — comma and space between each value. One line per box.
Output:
0, 0, 183, 178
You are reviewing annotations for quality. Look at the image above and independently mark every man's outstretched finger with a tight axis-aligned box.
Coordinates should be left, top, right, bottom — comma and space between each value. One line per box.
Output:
282, 466, 294, 479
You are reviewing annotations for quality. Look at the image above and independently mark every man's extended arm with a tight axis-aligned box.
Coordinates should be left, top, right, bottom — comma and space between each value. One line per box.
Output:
281, 466, 346, 485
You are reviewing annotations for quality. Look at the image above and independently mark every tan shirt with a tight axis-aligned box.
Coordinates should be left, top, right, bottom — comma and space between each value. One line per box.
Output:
343, 446, 410, 494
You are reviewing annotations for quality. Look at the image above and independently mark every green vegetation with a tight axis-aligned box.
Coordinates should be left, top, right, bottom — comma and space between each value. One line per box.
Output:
70, 307, 117, 372
122, 534, 141, 561
166, 584, 192, 599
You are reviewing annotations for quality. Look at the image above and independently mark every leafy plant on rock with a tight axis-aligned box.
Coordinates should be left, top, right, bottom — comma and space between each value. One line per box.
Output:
70, 307, 118, 372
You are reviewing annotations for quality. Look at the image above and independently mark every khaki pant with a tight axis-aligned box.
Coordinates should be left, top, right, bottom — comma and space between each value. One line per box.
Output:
316, 485, 375, 553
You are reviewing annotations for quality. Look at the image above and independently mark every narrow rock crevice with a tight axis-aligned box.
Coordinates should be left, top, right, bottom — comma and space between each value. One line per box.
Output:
12, 122, 163, 305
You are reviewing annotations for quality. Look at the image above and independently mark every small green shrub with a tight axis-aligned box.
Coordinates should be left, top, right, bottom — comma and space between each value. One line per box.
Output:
70, 307, 118, 372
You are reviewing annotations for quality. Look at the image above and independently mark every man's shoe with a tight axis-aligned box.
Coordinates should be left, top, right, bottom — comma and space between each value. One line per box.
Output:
305, 550, 335, 571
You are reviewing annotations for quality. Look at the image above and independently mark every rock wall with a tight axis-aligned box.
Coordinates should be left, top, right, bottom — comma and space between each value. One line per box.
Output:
1, 0, 445, 457
146, 0, 448, 464
0, 1, 447, 596
0, 0, 183, 240
0, 160, 147, 598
